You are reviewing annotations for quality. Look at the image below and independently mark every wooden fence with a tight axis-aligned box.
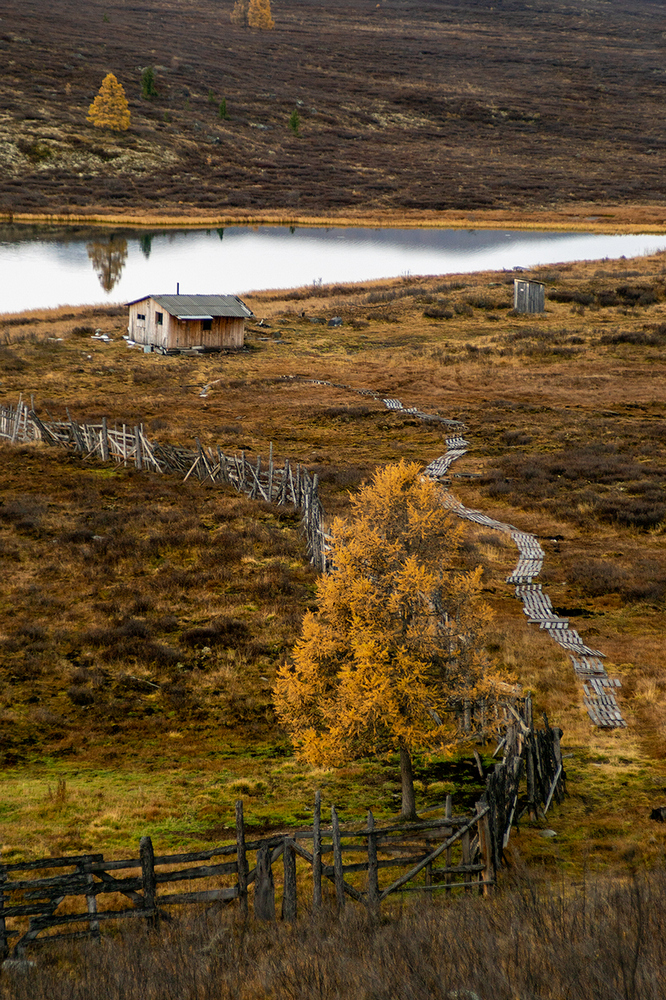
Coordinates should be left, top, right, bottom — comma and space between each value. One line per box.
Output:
0, 798, 492, 959
0, 397, 329, 572
0, 699, 564, 959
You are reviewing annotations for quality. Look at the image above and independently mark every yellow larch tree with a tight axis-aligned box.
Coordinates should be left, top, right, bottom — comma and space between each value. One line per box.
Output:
87, 73, 130, 131
230, 0, 249, 25
248, 0, 275, 29
274, 461, 499, 820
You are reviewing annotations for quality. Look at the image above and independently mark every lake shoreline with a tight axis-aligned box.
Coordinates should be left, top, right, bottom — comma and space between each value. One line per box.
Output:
3, 222, 666, 316
4, 202, 666, 235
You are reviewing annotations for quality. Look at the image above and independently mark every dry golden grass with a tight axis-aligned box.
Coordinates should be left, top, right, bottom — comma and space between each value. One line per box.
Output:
9, 201, 666, 233
5, 871, 666, 1000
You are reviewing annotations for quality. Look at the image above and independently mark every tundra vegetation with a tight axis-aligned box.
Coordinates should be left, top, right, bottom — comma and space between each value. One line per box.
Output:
1, 249, 666, 990
1, 247, 665, 859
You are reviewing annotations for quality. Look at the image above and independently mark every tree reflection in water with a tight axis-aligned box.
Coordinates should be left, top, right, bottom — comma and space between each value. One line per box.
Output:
86, 236, 128, 291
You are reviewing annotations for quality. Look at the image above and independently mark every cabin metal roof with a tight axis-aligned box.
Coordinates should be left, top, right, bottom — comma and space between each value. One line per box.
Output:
127, 294, 253, 319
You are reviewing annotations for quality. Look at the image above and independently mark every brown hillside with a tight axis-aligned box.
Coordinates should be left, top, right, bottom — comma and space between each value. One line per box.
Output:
1, 0, 665, 219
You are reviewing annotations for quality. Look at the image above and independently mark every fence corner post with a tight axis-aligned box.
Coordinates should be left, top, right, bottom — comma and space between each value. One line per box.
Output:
139, 836, 159, 928
235, 799, 249, 917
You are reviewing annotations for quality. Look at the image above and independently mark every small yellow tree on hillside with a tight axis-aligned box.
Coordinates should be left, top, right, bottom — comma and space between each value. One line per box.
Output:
230, 0, 249, 24
274, 461, 498, 820
87, 73, 130, 131
248, 0, 275, 29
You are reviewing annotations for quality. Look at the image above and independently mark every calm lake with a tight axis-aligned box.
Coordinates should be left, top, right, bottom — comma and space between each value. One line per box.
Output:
2, 224, 666, 314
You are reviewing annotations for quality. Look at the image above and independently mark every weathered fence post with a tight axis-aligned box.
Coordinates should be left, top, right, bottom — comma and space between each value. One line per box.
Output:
254, 845, 275, 921
475, 800, 495, 896
295, 464, 302, 507
445, 794, 453, 893
331, 805, 345, 912
134, 426, 143, 470
278, 459, 288, 505
526, 736, 537, 820
367, 810, 379, 918
100, 417, 110, 462
268, 442, 274, 501
139, 836, 159, 928
218, 447, 229, 484
11, 395, 22, 444
313, 790, 322, 910
235, 800, 249, 917
525, 692, 533, 730
461, 824, 471, 893
0, 852, 8, 961
79, 856, 100, 938
282, 839, 297, 922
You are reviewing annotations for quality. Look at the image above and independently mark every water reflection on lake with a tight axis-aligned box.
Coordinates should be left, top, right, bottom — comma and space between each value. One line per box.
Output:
1, 224, 666, 313
86, 236, 129, 292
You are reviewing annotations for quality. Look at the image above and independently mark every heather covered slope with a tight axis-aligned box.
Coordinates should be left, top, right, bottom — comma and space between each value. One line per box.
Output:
1, 0, 665, 218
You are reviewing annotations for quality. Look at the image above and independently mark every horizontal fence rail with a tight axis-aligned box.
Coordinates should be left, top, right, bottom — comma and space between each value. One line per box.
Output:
0, 697, 565, 960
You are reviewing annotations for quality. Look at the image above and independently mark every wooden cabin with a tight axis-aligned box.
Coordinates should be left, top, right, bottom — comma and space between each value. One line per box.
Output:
127, 294, 253, 352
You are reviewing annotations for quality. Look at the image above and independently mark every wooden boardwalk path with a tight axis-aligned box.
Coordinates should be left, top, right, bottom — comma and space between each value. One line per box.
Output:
284, 380, 625, 728
425, 439, 625, 729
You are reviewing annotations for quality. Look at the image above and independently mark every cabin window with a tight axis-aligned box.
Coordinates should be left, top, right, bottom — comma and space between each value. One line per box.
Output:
156, 312, 163, 325
137, 313, 146, 322
202, 319, 212, 331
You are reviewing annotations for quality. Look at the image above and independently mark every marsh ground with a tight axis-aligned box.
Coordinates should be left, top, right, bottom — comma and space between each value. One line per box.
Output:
1, 250, 666, 876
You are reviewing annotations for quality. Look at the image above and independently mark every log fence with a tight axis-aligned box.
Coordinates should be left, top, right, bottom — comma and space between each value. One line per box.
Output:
0, 699, 564, 960
0, 398, 329, 572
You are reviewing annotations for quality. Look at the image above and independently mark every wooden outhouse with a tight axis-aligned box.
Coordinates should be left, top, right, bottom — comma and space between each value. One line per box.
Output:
127, 294, 253, 352
513, 279, 545, 314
